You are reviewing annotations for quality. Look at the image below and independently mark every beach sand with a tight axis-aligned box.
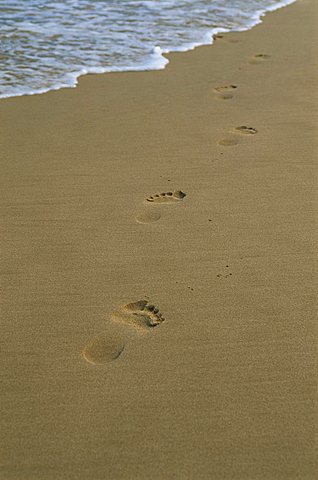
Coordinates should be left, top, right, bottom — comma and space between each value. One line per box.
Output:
0, 0, 317, 478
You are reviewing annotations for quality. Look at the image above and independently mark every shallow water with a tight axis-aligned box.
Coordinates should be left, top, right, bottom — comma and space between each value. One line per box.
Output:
0, 0, 296, 99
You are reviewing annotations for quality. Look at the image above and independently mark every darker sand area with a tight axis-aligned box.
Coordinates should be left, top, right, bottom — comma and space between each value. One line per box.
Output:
0, 0, 317, 479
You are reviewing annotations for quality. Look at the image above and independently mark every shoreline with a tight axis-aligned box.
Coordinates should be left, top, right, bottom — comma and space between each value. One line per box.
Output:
0, 1, 317, 479
0, 0, 298, 101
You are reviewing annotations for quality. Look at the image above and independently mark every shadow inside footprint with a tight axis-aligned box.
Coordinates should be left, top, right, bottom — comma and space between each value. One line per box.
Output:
146, 190, 186, 204
82, 300, 165, 365
234, 126, 258, 135
255, 54, 270, 59
214, 85, 237, 93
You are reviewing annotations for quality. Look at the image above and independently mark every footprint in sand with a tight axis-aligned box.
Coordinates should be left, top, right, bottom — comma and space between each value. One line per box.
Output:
214, 85, 237, 101
82, 335, 125, 365
249, 54, 271, 64
213, 34, 240, 44
82, 300, 165, 365
146, 190, 186, 204
213, 34, 224, 41
218, 126, 257, 146
233, 126, 258, 135
218, 137, 239, 147
135, 210, 162, 224
135, 190, 186, 224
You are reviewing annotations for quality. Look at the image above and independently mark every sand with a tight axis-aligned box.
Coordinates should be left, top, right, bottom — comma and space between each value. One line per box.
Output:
0, 0, 317, 479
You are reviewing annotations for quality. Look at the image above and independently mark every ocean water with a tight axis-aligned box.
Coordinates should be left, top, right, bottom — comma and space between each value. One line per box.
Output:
0, 0, 296, 99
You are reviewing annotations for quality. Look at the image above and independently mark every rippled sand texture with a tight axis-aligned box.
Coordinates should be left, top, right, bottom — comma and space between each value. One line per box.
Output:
0, 1, 316, 479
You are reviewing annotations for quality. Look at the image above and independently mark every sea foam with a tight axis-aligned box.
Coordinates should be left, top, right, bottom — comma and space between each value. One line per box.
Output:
0, 0, 297, 99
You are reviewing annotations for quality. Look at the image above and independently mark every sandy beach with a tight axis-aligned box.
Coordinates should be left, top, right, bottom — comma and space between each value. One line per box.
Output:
0, 0, 317, 479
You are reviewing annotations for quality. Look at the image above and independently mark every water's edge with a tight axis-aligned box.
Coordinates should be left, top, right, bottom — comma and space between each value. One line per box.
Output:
0, 0, 296, 100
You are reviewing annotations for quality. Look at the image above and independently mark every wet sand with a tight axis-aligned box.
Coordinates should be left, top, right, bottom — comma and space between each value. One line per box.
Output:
0, 0, 317, 478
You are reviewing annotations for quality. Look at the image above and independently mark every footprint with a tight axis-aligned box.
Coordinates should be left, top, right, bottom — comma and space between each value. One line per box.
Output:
216, 93, 233, 100
136, 210, 161, 224
82, 335, 125, 365
249, 54, 271, 64
82, 300, 165, 365
218, 137, 239, 147
233, 126, 258, 135
255, 54, 270, 59
213, 34, 224, 41
218, 126, 257, 146
213, 34, 240, 44
136, 190, 186, 224
213, 85, 237, 101
146, 190, 186, 204
112, 300, 165, 330
214, 85, 237, 93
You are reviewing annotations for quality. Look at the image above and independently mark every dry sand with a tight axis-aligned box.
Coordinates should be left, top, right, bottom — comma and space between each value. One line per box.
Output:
0, 0, 317, 478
